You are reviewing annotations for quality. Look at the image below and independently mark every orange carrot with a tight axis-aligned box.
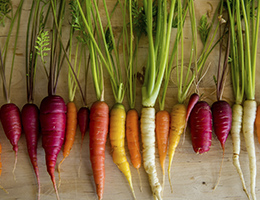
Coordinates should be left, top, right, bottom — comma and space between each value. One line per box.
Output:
255, 105, 260, 144
58, 101, 77, 186
126, 108, 142, 191
126, 109, 141, 169
89, 101, 109, 200
155, 110, 170, 189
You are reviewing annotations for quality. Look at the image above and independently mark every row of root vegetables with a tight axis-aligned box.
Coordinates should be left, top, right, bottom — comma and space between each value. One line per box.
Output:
1, 0, 260, 200
0, 91, 258, 200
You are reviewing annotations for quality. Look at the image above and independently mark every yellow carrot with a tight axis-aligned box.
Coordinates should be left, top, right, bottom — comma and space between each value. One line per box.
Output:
110, 103, 136, 199
168, 103, 186, 192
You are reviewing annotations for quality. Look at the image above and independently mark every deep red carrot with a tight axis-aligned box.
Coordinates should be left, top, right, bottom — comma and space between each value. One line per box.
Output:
186, 93, 200, 122
89, 101, 109, 200
0, 103, 22, 177
211, 100, 232, 190
189, 101, 212, 154
212, 101, 232, 150
40, 95, 66, 200
21, 103, 40, 198
77, 106, 90, 145
183, 93, 200, 142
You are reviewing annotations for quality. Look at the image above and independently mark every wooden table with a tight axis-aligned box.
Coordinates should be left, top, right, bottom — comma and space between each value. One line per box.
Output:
0, 0, 259, 199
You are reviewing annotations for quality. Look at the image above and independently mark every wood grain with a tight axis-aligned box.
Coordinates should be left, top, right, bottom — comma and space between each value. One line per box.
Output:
0, 0, 260, 200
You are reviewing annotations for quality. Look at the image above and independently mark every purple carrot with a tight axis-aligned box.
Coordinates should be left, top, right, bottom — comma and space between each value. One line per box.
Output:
77, 106, 90, 175
40, 95, 66, 200
0, 103, 22, 177
189, 101, 212, 154
21, 103, 40, 199
211, 100, 232, 150
77, 106, 90, 141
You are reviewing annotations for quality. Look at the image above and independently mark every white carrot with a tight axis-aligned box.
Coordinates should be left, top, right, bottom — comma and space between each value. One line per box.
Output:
231, 104, 249, 199
242, 100, 257, 200
141, 107, 162, 200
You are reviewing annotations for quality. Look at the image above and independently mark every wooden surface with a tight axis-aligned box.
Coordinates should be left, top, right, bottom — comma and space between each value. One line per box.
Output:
1, 1, 260, 199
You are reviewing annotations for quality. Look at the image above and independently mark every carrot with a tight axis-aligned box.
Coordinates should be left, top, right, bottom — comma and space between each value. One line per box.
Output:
242, 100, 257, 200
21, 103, 40, 198
77, 106, 89, 176
211, 100, 232, 190
168, 104, 186, 192
110, 104, 136, 199
58, 101, 77, 186
185, 93, 199, 123
0, 0, 24, 182
0, 103, 22, 178
141, 107, 162, 200
227, 1, 260, 199
155, 110, 170, 191
89, 100, 109, 200
40, 95, 66, 200
255, 105, 260, 144
126, 109, 142, 191
77, 106, 89, 146
189, 101, 212, 154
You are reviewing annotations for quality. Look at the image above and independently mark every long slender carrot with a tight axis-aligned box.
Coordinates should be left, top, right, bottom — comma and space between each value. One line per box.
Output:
168, 104, 186, 192
89, 100, 109, 200
155, 110, 170, 190
110, 103, 136, 199
126, 109, 142, 191
21, 103, 40, 199
58, 101, 77, 186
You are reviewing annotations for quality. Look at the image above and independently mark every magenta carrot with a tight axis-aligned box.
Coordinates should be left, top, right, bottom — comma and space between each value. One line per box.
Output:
40, 95, 66, 200
77, 106, 90, 145
0, 103, 22, 177
21, 103, 40, 198
189, 101, 212, 154
212, 101, 232, 150
186, 93, 200, 122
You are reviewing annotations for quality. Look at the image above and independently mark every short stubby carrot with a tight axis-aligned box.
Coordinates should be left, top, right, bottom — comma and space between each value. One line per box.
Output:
0, 103, 22, 177
89, 101, 109, 200
155, 110, 170, 191
110, 103, 136, 199
168, 104, 186, 192
189, 101, 212, 154
58, 101, 77, 186
21, 103, 40, 198
40, 95, 67, 200
126, 109, 141, 170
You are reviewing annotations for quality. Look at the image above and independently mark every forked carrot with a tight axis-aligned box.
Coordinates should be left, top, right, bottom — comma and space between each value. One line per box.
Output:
58, 101, 77, 186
